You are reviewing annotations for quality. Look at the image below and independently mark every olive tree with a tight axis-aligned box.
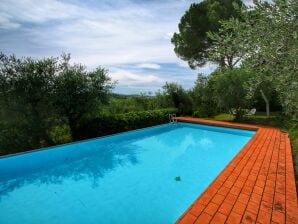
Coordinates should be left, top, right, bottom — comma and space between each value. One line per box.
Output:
162, 82, 193, 115
0, 53, 114, 153
213, 68, 251, 120
207, 18, 246, 69
0, 53, 57, 152
208, 0, 298, 118
53, 56, 114, 140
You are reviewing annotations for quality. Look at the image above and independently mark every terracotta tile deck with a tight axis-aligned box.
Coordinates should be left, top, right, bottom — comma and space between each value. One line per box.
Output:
176, 117, 298, 224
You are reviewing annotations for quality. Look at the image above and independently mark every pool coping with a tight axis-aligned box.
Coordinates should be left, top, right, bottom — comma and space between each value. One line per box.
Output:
0, 123, 172, 159
176, 117, 298, 224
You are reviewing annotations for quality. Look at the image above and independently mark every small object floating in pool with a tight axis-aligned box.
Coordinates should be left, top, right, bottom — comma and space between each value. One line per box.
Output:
175, 176, 181, 181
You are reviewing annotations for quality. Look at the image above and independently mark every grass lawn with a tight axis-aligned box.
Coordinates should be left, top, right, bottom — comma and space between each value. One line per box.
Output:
206, 112, 298, 190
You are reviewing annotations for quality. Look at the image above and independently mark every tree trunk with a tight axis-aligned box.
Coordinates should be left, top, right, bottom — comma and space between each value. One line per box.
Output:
227, 56, 233, 69
220, 57, 226, 69
260, 89, 270, 117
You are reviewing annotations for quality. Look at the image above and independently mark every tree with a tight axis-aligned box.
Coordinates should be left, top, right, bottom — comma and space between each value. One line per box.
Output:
0, 53, 114, 153
191, 73, 218, 117
213, 68, 251, 120
242, 0, 298, 119
207, 18, 246, 69
162, 82, 193, 115
171, 0, 243, 69
206, 0, 298, 118
0, 53, 57, 152
192, 74, 209, 107
245, 70, 279, 117
53, 57, 114, 140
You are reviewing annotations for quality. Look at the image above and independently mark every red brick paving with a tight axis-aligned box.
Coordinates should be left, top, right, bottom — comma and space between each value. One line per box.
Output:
176, 117, 298, 224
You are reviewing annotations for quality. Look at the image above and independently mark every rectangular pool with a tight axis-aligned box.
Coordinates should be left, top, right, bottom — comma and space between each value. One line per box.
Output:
0, 122, 255, 224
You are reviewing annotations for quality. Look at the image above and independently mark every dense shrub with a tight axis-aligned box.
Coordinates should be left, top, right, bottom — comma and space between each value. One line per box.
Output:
162, 83, 193, 115
193, 106, 217, 118
77, 108, 178, 140
0, 123, 31, 155
48, 124, 72, 145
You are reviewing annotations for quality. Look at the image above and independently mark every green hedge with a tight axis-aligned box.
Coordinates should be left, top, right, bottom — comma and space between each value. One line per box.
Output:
193, 106, 217, 118
77, 108, 178, 140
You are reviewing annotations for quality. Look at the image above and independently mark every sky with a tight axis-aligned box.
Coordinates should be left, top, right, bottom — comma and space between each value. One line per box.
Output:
0, 0, 249, 94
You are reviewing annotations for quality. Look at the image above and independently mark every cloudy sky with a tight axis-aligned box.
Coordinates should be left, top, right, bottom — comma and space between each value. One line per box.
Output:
0, 0, 230, 94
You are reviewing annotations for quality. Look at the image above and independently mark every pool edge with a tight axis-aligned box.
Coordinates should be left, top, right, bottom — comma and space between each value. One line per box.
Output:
175, 117, 298, 224
176, 117, 259, 131
0, 123, 171, 159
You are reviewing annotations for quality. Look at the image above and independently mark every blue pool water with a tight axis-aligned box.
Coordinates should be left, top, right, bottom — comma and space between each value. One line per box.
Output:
0, 122, 255, 224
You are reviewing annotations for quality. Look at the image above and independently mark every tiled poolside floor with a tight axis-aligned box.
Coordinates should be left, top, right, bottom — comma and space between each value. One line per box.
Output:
176, 117, 298, 224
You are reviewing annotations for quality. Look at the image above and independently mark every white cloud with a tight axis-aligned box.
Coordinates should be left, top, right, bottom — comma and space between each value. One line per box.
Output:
110, 69, 164, 85
136, 63, 161, 69
0, 0, 84, 26
0, 0, 193, 66
0, 0, 206, 93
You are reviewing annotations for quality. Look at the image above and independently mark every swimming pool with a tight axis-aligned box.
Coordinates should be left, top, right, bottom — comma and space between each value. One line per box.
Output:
0, 122, 255, 224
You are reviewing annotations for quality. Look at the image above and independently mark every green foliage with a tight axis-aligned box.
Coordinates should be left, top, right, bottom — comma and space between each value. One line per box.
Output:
77, 108, 178, 140
210, 0, 298, 118
0, 54, 57, 150
207, 18, 245, 68
0, 53, 180, 155
212, 113, 234, 121
100, 93, 163, 114
118, 108, 177, 130
0, 123, 32, 155
162, 82, 193, 115
191, 73, 218, 115
171, 0, 243, 68
245, 71, 281, 115
244, 0, 298, 119
193, 107, 217, 118
0, 53, 114, 154
53, 55, 114, 139
48, 123, 72, 145
213, 68, 252, 120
